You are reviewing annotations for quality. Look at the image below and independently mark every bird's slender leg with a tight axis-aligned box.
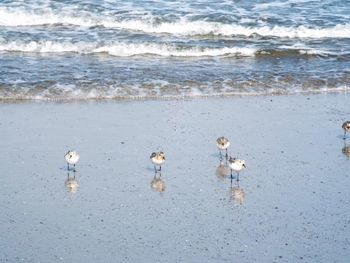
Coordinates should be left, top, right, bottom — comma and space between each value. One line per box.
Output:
236, 172, 240, 182
159, 165, 162, 172
67, 163, 70, 171
219, 151, 223, 162
73, 164, 76, 172
230, 169, 233, 180
344, 131, 347, 140
154, 164, 157, 173
225, 148, 228, 161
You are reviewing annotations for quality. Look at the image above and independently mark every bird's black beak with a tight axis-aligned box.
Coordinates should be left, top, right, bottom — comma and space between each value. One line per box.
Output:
243, 164, 246, 168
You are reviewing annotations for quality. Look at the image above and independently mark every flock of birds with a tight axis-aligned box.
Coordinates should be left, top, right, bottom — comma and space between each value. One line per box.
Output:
148, 136, 247, 180
216, 136, 246, 180
62, 121, 350, 195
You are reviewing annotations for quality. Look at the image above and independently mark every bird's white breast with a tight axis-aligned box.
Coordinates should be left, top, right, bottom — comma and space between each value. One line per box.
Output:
151, 157, 165, 165
229, 161, 243, 171
65, 152, 80, 165
217, 141, 230, 150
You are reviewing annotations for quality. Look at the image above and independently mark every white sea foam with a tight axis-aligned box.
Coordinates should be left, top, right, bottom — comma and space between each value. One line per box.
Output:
0, 7, 95, 27
1, 83, 349, 101
0, 40, 257, 57
1, 7, 350, 39
278, 44, 336, 56
94, 43, 256, 57
0, 40, 90, 53
2, 39, 335, 58
253, 1, 291, 10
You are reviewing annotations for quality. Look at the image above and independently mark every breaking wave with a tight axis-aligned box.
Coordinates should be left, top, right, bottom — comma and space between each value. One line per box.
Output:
0, 82, 348, 101
0, 40, 257, 57
1, 39, 342, 58
1, 7, 350, 39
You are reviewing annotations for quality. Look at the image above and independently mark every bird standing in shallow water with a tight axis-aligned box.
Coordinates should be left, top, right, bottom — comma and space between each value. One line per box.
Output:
65, 150, 80, 171
342, 121, 350, 139
216, 136, 230, 160
228, 157, 246, 181
150, 151, 165, 172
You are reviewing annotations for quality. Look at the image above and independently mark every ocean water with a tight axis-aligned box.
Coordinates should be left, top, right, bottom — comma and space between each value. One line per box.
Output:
0, 0, 350, 100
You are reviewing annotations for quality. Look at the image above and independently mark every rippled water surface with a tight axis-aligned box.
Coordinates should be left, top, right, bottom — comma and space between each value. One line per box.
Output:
0, 0, 350, 99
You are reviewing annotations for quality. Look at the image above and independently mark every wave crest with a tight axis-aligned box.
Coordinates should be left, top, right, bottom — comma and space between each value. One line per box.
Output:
0, 40, 257, 57
0, 39, 341, 58
1, 7, 350, 39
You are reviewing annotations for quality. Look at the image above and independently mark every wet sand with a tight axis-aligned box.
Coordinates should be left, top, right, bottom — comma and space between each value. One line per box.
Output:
0, 94, 349, 262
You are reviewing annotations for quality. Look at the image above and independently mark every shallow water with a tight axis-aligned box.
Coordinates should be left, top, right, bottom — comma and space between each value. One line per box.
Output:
0, 0, 350, 99
0, 94, 349, 262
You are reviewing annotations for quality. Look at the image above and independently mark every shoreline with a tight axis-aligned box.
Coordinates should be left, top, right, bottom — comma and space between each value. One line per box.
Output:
0, 88, 349, 103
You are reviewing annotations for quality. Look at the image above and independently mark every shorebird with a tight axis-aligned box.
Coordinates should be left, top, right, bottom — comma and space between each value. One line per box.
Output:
150, 151, 165, 172
228, 157, 246, 181
342, 121, 350, 139
216, 136, 230, 160
65, 150, 80, 171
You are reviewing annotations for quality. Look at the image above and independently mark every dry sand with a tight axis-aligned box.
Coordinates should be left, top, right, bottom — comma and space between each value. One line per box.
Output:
0, 94, 349, 262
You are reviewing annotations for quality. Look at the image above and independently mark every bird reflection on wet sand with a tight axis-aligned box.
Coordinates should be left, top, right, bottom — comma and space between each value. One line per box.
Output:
230, 177, 245, 205
150, 172, 166, 193
65, 171, 79, 194
216, 160, 231, 179
342, 142, 350, 159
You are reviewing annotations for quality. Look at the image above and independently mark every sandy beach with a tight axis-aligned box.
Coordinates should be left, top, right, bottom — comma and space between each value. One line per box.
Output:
0, 93, 349, 262
2, 0, 350, 262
